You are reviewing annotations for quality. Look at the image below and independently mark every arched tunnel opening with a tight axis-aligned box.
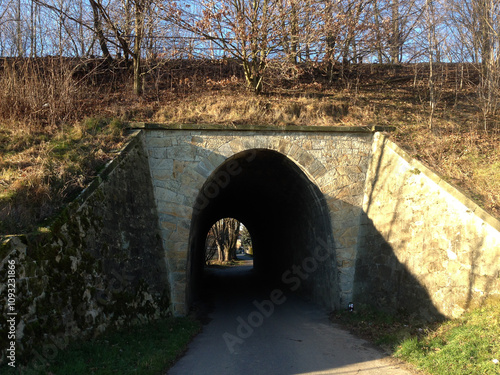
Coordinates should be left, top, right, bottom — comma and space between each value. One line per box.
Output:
187, 149, 338, 311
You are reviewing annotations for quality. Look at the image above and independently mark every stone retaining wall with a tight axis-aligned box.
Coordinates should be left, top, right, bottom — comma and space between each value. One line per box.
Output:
0, 132, 170, 366
2, 126, 500, 367
355, 133, 500, 319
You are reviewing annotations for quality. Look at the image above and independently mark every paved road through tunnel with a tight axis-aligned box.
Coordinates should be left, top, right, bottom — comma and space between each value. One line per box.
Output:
168, 254, 415, 375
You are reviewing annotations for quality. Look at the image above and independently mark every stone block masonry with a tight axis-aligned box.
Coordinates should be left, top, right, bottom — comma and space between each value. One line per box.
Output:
144, 127, 375, 314
2, 125, 500, 366
356, 132, 500, 319
0, 132, 170, 366
143, 125, 500, 319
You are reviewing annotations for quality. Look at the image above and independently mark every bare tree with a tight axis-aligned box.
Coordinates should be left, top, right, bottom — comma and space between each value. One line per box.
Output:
166, 0, 320, 94
34, 0, 156, 95
239, 224, 252, 253
379, 0, 425, 64
86, 0, 151, 94
205, 229, 217, 264
166, 0, 275, 94
372, 0, 385, 62
447, 0, 500, 128
14, 0, 23, 56
88, 0, 112, 61
476, 0, 500, 127
426, 0, 437, 129
207, 218, 240, 263
282, 0, 299, 64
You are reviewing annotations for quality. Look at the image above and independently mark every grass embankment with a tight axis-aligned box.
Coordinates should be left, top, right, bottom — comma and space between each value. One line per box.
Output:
0, 57, 156, 235
155, 81, 500, 219
0, 117, 130, 234
333, 298, 500, 375
1, 317, 201, 375
1, 60, 499, 234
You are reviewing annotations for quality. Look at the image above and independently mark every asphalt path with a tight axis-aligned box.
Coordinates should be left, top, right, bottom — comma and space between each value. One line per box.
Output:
168, 255, 416, 375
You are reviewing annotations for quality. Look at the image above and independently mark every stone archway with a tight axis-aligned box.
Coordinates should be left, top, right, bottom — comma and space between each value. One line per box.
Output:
144, 129, 375, 315
186, 149, 338, 311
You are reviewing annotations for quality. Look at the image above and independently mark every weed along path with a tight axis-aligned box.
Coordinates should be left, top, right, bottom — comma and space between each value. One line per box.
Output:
167, 256, 414, 375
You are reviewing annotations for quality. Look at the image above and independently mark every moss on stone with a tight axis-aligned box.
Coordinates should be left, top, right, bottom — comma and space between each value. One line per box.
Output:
1, 131, 170, 365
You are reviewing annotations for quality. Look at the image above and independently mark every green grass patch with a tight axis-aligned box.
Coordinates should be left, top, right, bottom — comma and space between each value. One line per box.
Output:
330, 306, 431, 353
1, 317, 201, 375
395, 298, 500, 375
333, 299, 500, 375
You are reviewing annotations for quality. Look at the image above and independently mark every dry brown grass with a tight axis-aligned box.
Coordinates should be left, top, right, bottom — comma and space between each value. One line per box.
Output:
0, 58, 87, 130
156, 69, 500, 219
156, 91, 350, 126
0, 58, 148, 234
0, 118, 130, 234
393, 126, 500, 217
1, 60, 499, 234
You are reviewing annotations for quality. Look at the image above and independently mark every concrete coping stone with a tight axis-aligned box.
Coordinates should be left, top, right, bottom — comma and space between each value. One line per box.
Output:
380, 133, 500, 233
128, 122, 395, 133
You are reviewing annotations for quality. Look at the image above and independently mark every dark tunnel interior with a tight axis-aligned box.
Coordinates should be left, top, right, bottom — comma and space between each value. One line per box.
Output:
187, 148, 337, 310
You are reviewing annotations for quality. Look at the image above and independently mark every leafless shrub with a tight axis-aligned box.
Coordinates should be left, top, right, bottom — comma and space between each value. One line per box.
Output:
0, 58, 88, 130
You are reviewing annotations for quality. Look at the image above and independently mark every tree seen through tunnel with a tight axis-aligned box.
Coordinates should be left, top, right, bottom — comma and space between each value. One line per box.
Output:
205, 218, 253, 264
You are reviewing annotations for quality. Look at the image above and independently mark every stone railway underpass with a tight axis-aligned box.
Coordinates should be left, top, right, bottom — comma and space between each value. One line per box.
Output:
1, 124, 499, 363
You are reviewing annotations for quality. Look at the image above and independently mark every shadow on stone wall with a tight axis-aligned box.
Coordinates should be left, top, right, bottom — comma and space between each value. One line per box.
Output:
354, 215, 446, 321
0, 133, 170, 367
355, 133, 500, 319
183, 143, 446, 323
353, 139, 443, 321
